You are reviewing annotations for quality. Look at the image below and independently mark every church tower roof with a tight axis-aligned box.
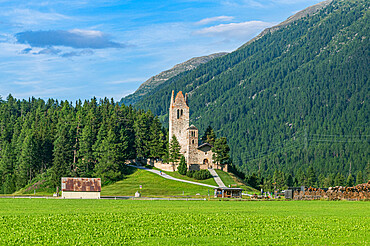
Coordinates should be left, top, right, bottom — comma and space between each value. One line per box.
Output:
174, 91, 188, 107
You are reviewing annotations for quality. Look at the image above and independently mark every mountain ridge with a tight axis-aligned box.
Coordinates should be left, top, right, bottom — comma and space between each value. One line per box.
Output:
134, 0, 369, 180
120, 52, 228, 106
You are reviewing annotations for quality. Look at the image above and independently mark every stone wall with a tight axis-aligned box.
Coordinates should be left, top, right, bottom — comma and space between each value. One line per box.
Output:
61, 191, 100, 199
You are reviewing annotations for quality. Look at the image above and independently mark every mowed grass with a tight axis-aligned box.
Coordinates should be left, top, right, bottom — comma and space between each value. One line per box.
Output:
215, 169, 257, 192
159, 169, 218, 186
101, 167, 214, 197
0, 199, 369, 245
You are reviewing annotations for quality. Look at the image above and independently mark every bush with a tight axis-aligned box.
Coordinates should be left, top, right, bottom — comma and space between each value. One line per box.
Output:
186, 170, 212, 180
186, 170, 195, 178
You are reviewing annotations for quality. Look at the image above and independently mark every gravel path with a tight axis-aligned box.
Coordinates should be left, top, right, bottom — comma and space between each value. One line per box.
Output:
208, 168, 226, 187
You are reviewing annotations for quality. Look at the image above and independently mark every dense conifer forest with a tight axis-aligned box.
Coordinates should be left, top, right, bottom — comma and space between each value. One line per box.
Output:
134, 0, 370, 187
0, 96, 167, 193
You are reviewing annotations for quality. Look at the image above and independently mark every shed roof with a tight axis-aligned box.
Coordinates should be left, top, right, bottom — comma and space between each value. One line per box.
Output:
214, 187, 244, 191
61, 177, 101, 192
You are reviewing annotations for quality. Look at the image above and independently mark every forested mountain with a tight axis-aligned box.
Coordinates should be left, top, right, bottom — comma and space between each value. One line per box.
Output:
0, 96, 167, 193
134, 0, 370, 185
120, 52, 227, 106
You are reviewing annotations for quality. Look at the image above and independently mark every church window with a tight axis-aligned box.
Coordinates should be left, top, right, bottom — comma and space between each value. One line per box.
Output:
181, 109, 183, 116
177, 109, 180, 119
192, 140, 194, 145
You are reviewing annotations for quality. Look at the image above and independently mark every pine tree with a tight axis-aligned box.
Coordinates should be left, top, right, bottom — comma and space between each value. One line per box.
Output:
148, 118, 167, 159
212, 137, 230, 165
50, 121, 73, 188
16, 131, 38, 189
334, 173, 345, 186
178, 155, 187, 175
169, 136, 181, 165
201, 125, 216, 145
346, 174, 354, 187
356, 171, 363, 185
306, 166, 316, 187
94, 129, 124, 184
0, 142, 16, 194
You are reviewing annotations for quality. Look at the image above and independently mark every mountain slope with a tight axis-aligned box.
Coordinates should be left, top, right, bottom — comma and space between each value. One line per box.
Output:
120, 52, 227, 106
134, 0, 370, 178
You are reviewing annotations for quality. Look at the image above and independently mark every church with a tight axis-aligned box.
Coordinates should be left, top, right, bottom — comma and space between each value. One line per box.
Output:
169, 90, 226, 171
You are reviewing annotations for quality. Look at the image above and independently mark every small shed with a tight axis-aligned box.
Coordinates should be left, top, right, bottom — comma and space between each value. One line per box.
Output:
214, 187, 243, 198
61, 177, 101, 199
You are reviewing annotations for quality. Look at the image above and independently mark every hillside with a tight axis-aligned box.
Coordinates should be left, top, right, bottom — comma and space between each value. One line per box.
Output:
134, 0, 370, 182
120, 52, 227, 105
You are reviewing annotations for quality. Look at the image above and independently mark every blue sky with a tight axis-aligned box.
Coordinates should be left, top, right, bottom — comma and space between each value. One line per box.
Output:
0, 0, 323, 102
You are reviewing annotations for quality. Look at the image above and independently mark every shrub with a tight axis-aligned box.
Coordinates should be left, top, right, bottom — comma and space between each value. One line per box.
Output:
188, 170, 212, 180
186, 170, 195, 178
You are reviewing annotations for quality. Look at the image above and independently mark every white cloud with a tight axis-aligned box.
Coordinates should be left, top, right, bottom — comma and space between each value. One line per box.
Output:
69, 29, 104, 38
196, 16, 234, 25
194, 21, 274, 40
106, 77, 148, 85
2, 8, 72, 26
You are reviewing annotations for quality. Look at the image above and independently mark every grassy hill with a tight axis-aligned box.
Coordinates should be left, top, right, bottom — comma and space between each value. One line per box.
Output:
102, 166, 257, 196
101, 167, 213, 197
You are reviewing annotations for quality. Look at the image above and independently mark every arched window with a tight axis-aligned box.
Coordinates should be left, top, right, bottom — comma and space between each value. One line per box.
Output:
177, 109, 180, 119
192, 140, 194, 144
181, 109, 183, 116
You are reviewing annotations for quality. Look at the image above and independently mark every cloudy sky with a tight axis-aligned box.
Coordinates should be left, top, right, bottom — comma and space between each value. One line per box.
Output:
0, 0, 323, 102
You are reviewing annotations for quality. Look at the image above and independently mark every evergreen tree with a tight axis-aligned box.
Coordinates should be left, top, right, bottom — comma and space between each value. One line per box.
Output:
334, 173, 345, 186
346, 174, 354, 187
0, 142, 16, 194
148, 118, 167, 159
169, 135, 181, 164
212, 137, 230, 166
94, 129, 124, 184
178, 155, 187, 175
366, 162, 370, 182
50, 121, 73, 188
356, 171, 363, 185
201, 125, 216, 145
306, 166, 316, 187
285, 173, 294, 187
246, 173, 259, 189
16, 131, 38, 189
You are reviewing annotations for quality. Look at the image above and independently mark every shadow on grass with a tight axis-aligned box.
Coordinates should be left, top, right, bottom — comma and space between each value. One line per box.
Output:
122, 166, 138, 177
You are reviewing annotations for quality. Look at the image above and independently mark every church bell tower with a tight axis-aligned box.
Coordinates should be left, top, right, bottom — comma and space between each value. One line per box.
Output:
169, 90, 189, 155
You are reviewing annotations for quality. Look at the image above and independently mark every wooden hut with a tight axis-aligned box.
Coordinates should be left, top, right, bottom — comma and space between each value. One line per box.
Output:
214, 187, 243, 198
61, 177, 101, 199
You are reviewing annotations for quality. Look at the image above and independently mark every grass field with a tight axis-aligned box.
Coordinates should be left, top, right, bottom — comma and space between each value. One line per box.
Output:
0, 199, 368, 245
101, 167, 214, 197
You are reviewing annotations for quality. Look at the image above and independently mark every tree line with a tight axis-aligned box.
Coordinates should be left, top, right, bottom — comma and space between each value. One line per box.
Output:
0, 95, 168, 193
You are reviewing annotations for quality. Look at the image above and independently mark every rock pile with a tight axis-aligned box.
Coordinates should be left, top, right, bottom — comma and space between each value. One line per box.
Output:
293, 181, 370, 201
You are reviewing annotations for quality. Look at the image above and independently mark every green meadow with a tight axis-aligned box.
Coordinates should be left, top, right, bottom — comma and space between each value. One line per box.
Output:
0, 199, 368, 245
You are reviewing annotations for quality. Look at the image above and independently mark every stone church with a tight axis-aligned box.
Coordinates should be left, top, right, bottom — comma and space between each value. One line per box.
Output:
169, 90, 225, 171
